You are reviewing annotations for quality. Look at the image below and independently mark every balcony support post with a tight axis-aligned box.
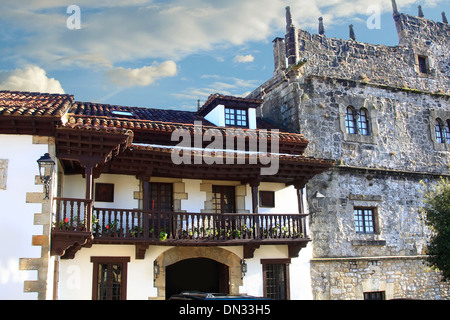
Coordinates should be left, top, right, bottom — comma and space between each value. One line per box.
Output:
83, 164, 95, 232
293, 180, 306, 215
138, 171, 153, 243
250, 181, 259, 214
249, 179, 260, 240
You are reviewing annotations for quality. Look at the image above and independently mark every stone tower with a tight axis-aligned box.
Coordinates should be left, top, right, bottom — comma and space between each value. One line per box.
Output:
249, 3, 450, 299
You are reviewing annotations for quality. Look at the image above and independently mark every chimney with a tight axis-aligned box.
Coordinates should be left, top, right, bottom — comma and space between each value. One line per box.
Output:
442, 11, 448, 24
318, 17, 325, 35
349, 24, 356, 41
418, 5, 424, 18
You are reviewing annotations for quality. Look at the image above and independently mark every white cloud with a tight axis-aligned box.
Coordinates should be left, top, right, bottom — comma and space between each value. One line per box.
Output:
1, 0, 447, 70
234, 54, 255, 63
0, 66, 65, 94
105, 61, 177, 87
173, 75, 260, 102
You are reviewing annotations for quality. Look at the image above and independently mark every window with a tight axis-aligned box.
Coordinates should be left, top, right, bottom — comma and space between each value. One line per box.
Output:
225, 108, 248, 127
364, 291, 385, 300
95, 183, 114, 202
357, 108, 370, 136
91, 257, 130, 300
148, 183, 173, 211
261, 259, 290, 300
435, 119, 445, 144
212, 185, 235, 213
446, 120, 450, 144
345, 107, 357, 134
260, 191, 275, 208
111, 110, 134, 117
418, 55, 428, 74
354, 208, 376, 234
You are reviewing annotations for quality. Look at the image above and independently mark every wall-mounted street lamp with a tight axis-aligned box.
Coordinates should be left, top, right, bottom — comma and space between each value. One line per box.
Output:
310, 191, 326, 214
154, 260, 160, 280
37, 153, 55, 199
241, 259, 247, 279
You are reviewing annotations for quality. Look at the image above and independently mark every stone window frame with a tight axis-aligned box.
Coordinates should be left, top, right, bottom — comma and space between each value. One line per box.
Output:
348, 194, 386, 247
339, 100, 378, 145
0, 159, 7, 190
429, 109, 450, 151
414, 51, 434, 78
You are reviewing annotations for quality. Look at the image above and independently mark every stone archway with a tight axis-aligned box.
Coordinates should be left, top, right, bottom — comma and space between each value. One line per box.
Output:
154, 247, 243, 300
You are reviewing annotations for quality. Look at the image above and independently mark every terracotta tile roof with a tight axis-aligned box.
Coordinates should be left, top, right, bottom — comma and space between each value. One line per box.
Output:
68, 102, 211, 125
0, 90, 308, 150
0, 90, 74, 117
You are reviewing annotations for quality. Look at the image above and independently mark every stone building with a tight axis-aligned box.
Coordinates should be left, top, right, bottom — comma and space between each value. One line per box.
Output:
248, 1, 450, 299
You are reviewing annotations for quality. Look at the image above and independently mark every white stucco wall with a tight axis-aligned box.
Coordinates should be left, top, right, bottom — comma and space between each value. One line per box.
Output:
0, 135, 51, 299
242, 244, 313, 300
59, 243, 313, 300
204, 104, 225, 127
62, 174, 139, 210
57, 175, 312, 300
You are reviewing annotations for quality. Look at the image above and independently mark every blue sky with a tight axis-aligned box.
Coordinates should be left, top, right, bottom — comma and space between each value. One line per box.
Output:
0, 0, 448, 111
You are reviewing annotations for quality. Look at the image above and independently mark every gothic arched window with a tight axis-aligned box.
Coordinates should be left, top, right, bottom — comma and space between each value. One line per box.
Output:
358, 108, 370, 136
345, 107, 357, 134
435, 119, 445, 144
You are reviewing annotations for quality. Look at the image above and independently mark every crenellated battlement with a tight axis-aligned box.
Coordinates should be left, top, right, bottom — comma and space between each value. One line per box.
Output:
271, 2, 450, 95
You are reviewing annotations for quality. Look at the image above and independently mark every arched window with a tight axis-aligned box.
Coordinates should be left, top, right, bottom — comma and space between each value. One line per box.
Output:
435, 119, 445, 144
446, 120, 450, 144
345, 107, 357, 134
358, 108, 370, 136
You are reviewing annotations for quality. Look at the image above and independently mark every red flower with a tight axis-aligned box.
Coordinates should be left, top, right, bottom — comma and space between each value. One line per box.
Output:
106, 225, 109, 229
64, 218, 69, 223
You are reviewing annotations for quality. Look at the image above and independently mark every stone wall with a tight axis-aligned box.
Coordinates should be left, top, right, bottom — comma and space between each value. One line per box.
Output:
311, 256, 450, 300
306, 168, 438, 259
292, 12, 450, 95
256, 75, 450, 173
248, 7, 450, 299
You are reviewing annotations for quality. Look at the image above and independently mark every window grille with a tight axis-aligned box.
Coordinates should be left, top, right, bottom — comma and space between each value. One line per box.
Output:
225, 108, 248, 127
435, 119, 445, 144
346, 107, 357, 134
358, 109, 370, 136
445, 120, 450, 144
354, 208, 376, 234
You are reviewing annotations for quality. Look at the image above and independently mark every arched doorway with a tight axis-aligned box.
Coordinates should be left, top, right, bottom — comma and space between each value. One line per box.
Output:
153, 247, 243, 300
165, 258, 229, 299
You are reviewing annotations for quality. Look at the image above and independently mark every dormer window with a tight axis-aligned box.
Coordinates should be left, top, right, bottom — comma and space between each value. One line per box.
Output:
198, 94, 261, 129
225, 108, 248, 127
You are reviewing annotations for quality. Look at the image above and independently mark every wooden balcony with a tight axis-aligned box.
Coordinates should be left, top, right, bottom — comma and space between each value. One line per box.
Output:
51, 197, 310, 259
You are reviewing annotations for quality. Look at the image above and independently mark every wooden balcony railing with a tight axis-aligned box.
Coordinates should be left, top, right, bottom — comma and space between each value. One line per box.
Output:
52, 198, 309, 243
92, 208, 308, 242
53, 197, 93, 232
